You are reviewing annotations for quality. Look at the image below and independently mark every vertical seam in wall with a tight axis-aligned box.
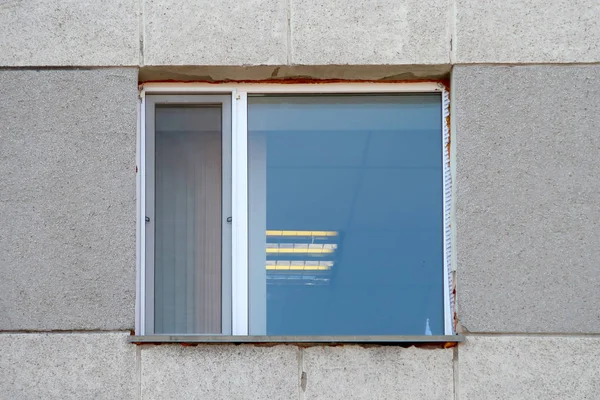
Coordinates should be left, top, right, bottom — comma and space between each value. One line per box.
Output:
286, 0, 293, 65
453, 346, 459, 400
136, 345, 142, 400
297, 347, 305, 400
449, 0, 457, 63
139, 0, 145, 66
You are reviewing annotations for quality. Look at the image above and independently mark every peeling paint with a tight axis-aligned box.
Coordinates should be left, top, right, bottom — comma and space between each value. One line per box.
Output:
139, 77, 450, 86
445, 115, 452, 166
442, 87, 454, 335
138, 65, 451, 84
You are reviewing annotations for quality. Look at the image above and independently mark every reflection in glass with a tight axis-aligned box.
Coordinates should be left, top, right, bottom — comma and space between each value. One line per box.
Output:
248, 95, 443, 335
265, 230, 339, 285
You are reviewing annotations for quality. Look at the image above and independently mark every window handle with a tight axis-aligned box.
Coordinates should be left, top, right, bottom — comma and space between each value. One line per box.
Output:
226, 217, 232, 223
145, 216, 150, 223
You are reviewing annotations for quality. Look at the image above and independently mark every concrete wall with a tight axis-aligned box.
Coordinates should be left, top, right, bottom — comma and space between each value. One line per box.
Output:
0, 0, 139, 66
454, 65, 600, 333
0, 69, 138, 330
454, 0, 600, 63
0, 332, 136, 399
1, 0, 600, 399
459, 336, 600, 400
2, 0, 600, 67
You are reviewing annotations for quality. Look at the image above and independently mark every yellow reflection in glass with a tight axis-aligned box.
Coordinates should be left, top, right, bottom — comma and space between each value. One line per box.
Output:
266, 260, 333, 271
266, 265, 331, 271
266, 230, 338, 237
266, 248, 335, 254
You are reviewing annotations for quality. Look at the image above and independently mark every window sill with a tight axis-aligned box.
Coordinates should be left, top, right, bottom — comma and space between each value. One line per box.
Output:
129, 335, 464, 345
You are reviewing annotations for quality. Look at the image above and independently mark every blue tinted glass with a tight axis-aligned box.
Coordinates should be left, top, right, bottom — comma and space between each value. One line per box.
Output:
248, 95, 443, 335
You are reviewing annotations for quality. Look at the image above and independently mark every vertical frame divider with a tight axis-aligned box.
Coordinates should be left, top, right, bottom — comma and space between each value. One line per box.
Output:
143, 96, 156, 335
231, 90, 249, 335
221, 97, 233, 335
136, 92, 145, 336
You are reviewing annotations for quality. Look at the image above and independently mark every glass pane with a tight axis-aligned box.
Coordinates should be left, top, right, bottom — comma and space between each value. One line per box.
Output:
248, 95, 443, 335
154, 105, 222, 334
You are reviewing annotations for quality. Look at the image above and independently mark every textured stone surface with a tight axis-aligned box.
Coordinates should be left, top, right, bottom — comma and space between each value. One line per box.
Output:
303, 346, 453, 400
0, 0, 138, 66
291, 0, 449, 65
455, 0, 600, 63
459, 335, 600, 399
143, 0, 287, 65
0, 69, 138, 330
454, 65, 600, 333
141, 344, 298, 399
0, 332, 136, 399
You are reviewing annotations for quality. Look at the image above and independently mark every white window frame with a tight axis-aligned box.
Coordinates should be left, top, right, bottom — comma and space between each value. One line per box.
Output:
136, 82, 453, 337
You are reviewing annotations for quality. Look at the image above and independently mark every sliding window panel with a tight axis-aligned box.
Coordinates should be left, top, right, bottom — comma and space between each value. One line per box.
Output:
247, 95, 444, 336
146, 96, 231, 335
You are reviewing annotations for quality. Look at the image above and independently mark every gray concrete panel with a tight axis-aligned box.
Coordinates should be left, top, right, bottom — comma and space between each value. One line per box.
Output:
455, 0, 600, 63
0, 69, 138, 330
302, 346, 453, 400
143, 0, 287, 66
459, 335, 600, 399
141, 344, 298, 399
291, 0, 449, 65
0, 332, 136, 399
0, 0, 138, 66
454, 65, 600, 333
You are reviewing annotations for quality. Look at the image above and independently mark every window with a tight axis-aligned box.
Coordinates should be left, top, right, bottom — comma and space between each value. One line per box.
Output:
137, 83, 452, 338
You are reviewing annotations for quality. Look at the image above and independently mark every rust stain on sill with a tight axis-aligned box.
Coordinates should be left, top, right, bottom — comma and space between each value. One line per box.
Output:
445, 115, 451, 164
129, 341, 458, 349
437, 79, 450, 92
444, 85, 452, 167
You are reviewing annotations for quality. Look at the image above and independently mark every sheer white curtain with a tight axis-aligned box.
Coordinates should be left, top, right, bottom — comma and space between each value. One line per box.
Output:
154, 106, 222, 334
